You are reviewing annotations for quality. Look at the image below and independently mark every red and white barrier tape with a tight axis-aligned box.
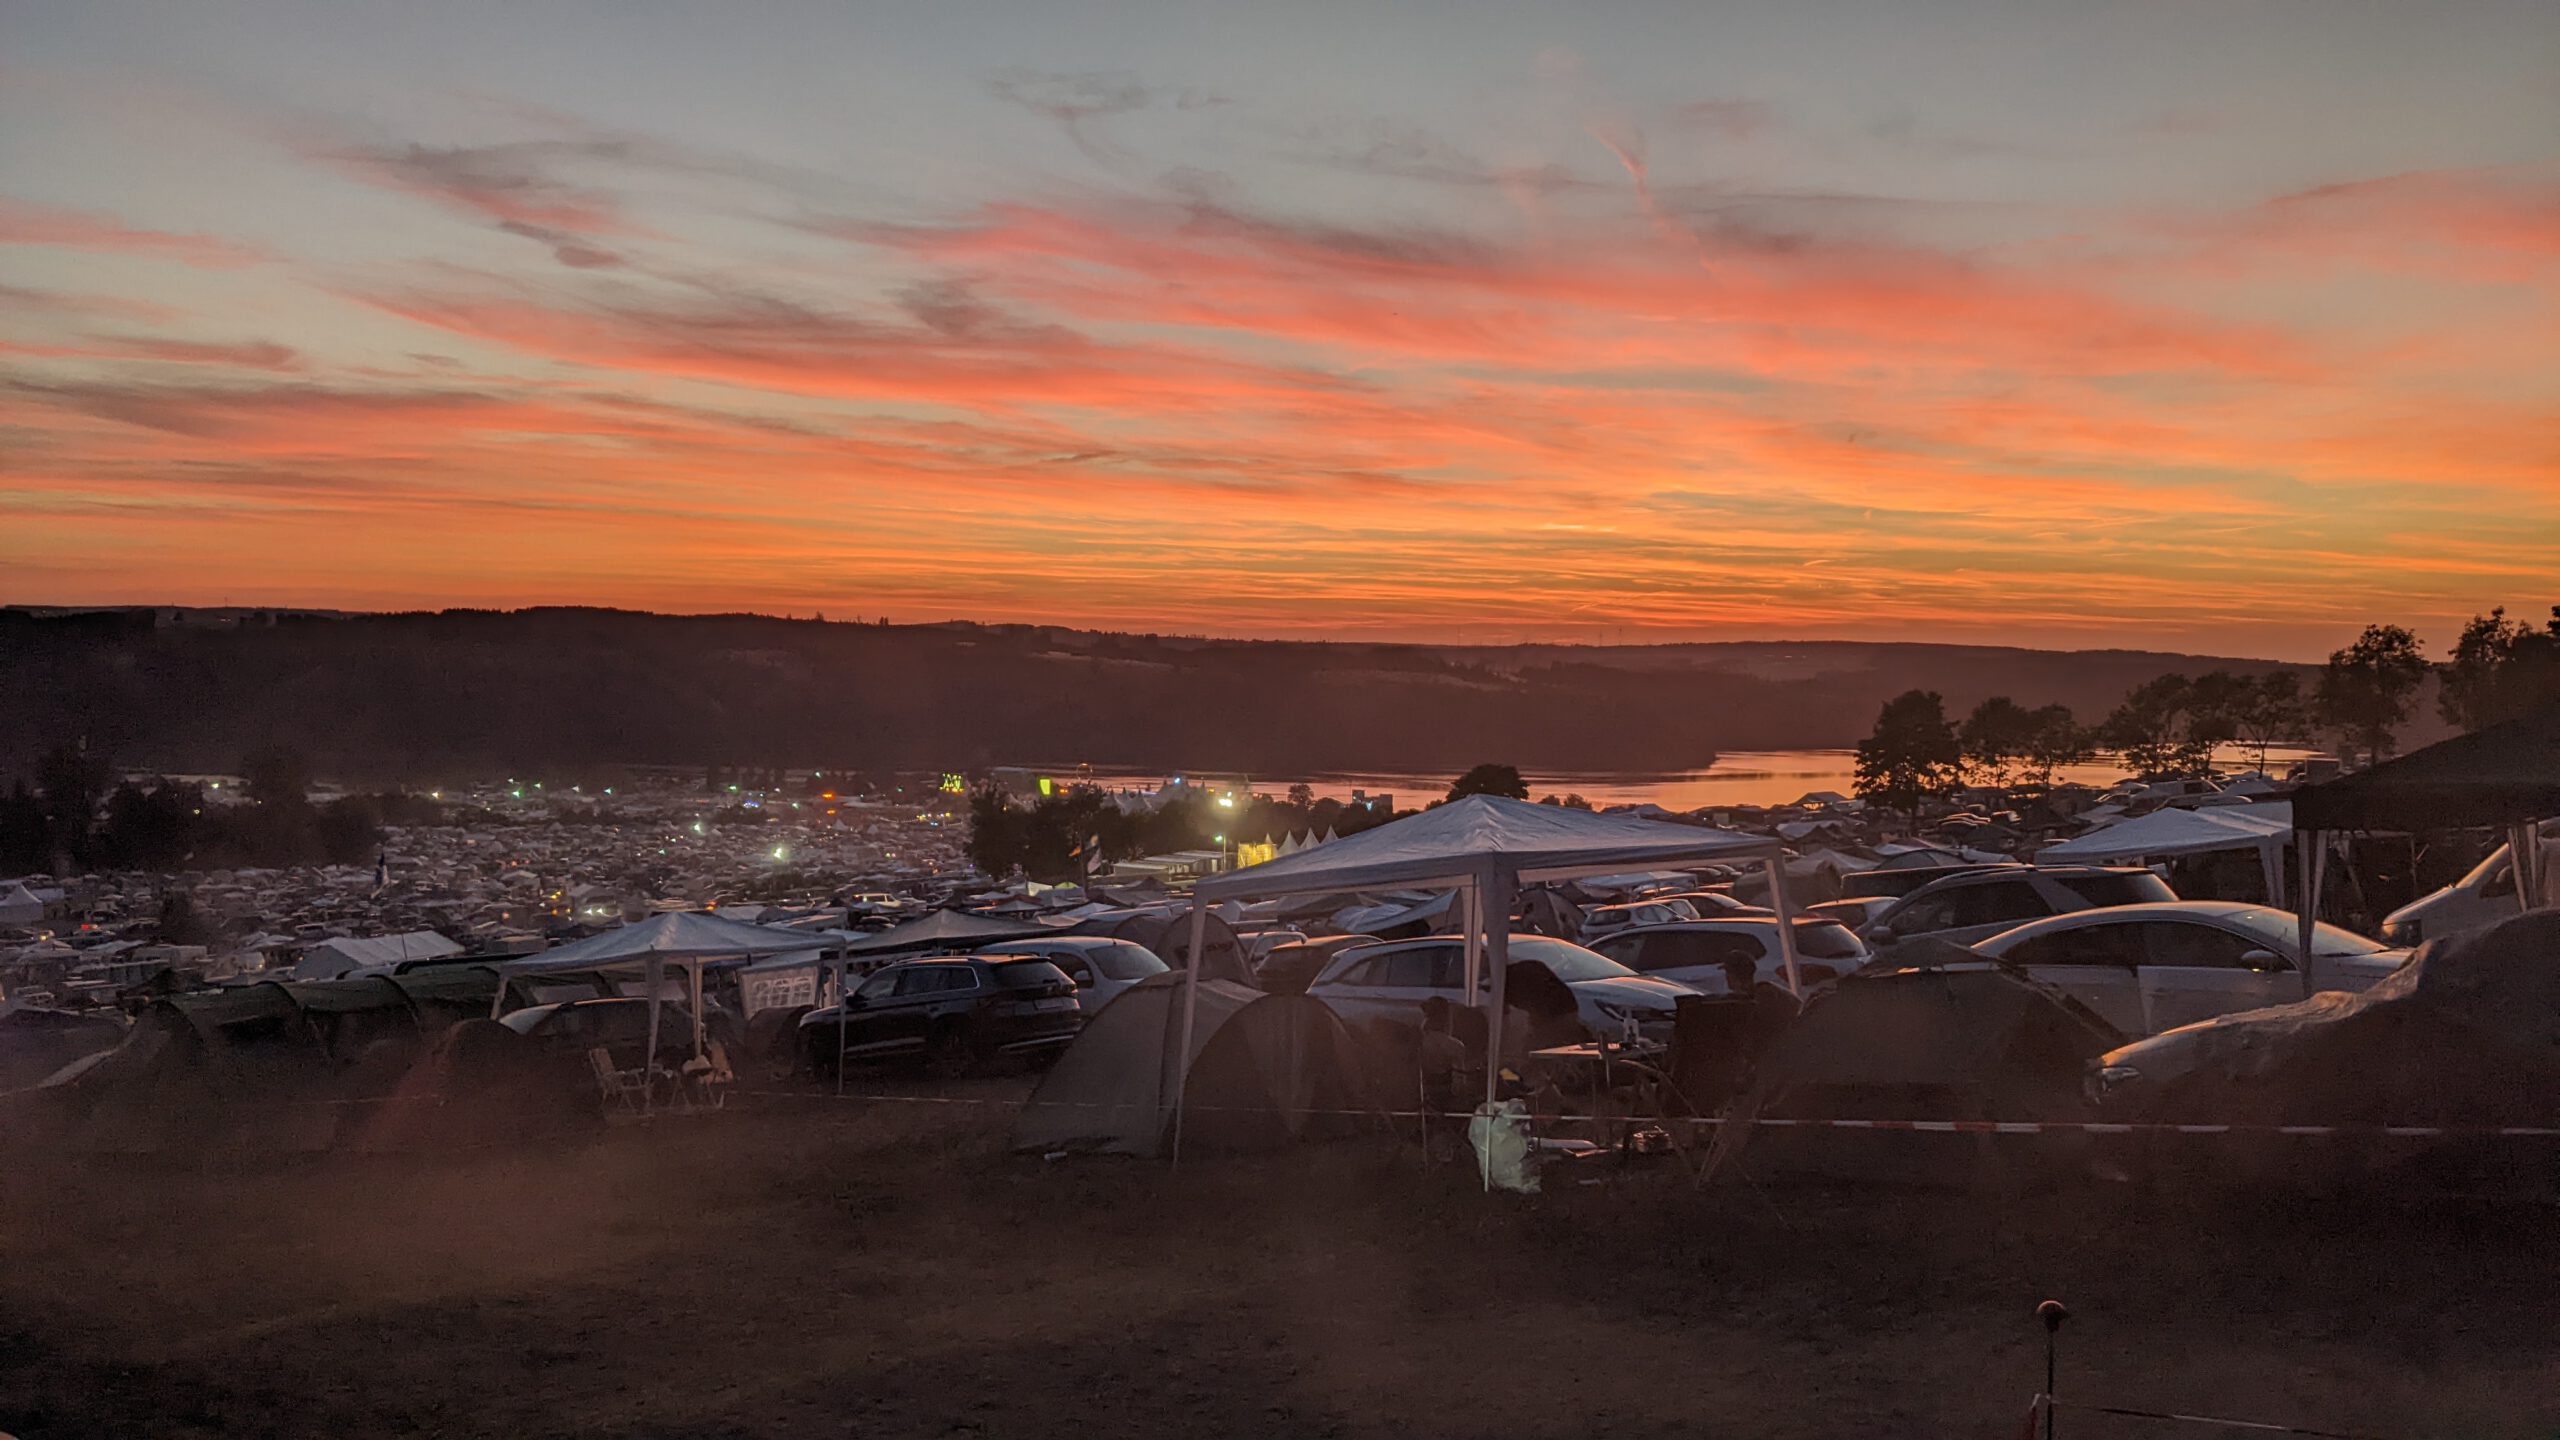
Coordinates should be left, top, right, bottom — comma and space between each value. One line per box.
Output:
746, 1089, 2560, 1137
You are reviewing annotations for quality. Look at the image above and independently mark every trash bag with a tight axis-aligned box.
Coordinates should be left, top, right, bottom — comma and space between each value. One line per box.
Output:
1467, 1099, 1538, 1193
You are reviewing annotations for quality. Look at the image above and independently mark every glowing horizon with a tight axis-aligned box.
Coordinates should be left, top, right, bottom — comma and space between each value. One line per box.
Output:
3, 2, 2554, 663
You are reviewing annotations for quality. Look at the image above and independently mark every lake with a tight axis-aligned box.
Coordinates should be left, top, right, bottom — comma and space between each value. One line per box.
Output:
1082, 746, 2322, 812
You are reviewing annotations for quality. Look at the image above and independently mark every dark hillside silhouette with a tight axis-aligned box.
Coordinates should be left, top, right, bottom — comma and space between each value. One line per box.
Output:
0, 607, 2312, 782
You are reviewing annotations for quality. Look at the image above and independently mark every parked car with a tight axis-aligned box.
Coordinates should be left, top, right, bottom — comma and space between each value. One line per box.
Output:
1861, 866, 2176, 950
498, 996, 729, 1070
1971, 901, 2410, 1036
977, 935, 1168, 1015
1646, 890, 1772, 918
799, 955, 1081, 1078
1577, 898, 1700, 944
1308, 934, 1699, 1041
1835, 861, 2018, 901
1588, 916, 1870, 992
1254, 935, 1370, 995
1808, 896, 1897, 932
2379, 821, 2558, 947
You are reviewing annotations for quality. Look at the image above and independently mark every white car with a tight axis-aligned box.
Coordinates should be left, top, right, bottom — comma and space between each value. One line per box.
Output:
2379, 821, 2558, 947
977, 936, 1169, 1015
1308, 934, 1699, 1041
1588, 917, 1870, 993
1971, 901, 2409, 1037
1577, 898, 1701, 944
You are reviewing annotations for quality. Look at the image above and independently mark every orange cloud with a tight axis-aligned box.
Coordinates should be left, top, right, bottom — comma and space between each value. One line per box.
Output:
0, 197, 264, 267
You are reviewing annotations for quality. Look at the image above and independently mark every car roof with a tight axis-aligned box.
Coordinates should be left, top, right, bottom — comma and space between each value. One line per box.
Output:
1604, 917, 1859, 939
1900, 864, 2150, 895
1979, 901, 2276, 942
980, 936, 1125, 953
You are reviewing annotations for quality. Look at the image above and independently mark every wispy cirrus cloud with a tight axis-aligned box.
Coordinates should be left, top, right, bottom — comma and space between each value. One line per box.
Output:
986, 68, 1228, 168
0, 197, 265, 267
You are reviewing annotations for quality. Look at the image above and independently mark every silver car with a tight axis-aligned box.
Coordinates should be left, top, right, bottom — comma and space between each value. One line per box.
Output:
1863, 866, 2176, 951
1308, 934, 1699, 1041
1972, 901, 2410, 1036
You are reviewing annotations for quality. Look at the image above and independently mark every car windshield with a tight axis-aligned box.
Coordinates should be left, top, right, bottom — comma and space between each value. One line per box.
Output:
1085, 941, 1168, 981
1792, 921, 1867, 960
2058, 872, 2178, 906
2220, 909, 2391, 957
1510, 937, 1638, 983
989, 960, 1072, 989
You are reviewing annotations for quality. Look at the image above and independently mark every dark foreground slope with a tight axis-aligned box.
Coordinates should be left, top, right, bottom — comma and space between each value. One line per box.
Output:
0, 607, 2299, 779
1, 1095, 2550, 1439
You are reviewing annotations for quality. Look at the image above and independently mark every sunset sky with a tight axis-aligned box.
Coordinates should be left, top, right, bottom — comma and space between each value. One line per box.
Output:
2, 1, 2553, 659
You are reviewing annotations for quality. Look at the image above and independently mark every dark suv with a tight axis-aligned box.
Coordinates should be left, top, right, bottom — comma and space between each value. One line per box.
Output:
1862, 865, 2177, 952
799, 956, 1082, 1078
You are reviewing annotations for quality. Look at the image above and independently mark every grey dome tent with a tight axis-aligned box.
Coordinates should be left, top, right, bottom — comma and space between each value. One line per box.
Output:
1707, 954, 2123, 1188
1013, 972, 1372, 1157
1091, 906, 1252, 984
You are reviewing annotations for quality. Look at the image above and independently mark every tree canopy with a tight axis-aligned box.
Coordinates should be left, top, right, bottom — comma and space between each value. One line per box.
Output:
1854, 690, 1961, 822
1446, 763, 1529, 802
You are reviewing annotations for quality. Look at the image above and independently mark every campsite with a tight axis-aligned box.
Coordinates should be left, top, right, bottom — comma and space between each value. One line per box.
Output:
6, 707, 2560, 1436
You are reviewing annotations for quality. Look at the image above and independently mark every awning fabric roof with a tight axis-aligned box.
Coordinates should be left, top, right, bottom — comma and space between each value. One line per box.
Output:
2292, 706, 2560, 832
835, 908, 1051, 956
500, 911, 819, 975
1192, 794, 1781, 901
2037, 802, 2294, 864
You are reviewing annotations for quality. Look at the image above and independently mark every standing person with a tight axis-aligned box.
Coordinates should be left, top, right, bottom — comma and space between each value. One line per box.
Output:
1720, 954, 1801, 1076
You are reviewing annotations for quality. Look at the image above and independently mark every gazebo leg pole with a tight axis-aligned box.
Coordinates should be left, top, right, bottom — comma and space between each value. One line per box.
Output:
1480, 868, 1514, 1193
2509, 822, 2544, 912
643, 955, 664, 1119
1169, 901, 1211, 1170
1765, 849, 1803, 998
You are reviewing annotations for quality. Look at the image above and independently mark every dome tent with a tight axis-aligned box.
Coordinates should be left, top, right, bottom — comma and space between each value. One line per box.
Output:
1013, 972, 1373, 1158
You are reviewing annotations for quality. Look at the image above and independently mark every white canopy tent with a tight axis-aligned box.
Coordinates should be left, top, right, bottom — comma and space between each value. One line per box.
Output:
0, 883, 43, 927
492, 912, 821, 1096
2036, 801, 2296, 903
1183, 795, 1794, 1163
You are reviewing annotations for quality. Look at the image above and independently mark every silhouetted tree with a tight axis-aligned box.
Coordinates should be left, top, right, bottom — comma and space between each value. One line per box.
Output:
2104, 674, 2213, 777
2232, 673, 2307, 772
2439, 605, 2560, 732
1446, 763, 1529, 802
0, 783, 46, 875
2316, 625, 2430, 767
1854, 691, 1961, 825
239, 744, 313, 806
2019, 704, 2094, 787
94, 780, 205, 871
1957, 696, 2040, 787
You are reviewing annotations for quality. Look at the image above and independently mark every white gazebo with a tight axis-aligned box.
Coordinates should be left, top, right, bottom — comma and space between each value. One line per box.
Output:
492, 912, 821, 1089
1181, 795, 1796, 1155
2036, 801, 2297, 903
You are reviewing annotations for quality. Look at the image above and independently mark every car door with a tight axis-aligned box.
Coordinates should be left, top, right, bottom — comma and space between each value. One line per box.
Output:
2129, 921, 2303, 1034
1310, 951, 1400, 1028
1621, 929, 1761, 993
1380, 944, 1461, 1023
2002, 927, 2149, 1035
1937, 879, 2061, 947
852, 966, 938, 1055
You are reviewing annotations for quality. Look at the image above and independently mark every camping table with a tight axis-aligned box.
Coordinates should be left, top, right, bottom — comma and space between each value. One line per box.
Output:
1525, 1040, 1670, 1098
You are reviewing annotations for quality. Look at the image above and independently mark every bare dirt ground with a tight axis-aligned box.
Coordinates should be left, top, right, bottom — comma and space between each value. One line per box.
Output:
4, 1080, 2556, 1439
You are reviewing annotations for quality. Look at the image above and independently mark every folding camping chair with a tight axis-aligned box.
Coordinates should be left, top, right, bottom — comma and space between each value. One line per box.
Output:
682, 1040, 736, 1112
589, 1047, 648, 1114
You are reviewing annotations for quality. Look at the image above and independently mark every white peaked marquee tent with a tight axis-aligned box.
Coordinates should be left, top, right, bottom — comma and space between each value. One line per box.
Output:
1182, 795, 1795, 1159
2036, 801, 2297, 902
492, 912, 820, 1091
